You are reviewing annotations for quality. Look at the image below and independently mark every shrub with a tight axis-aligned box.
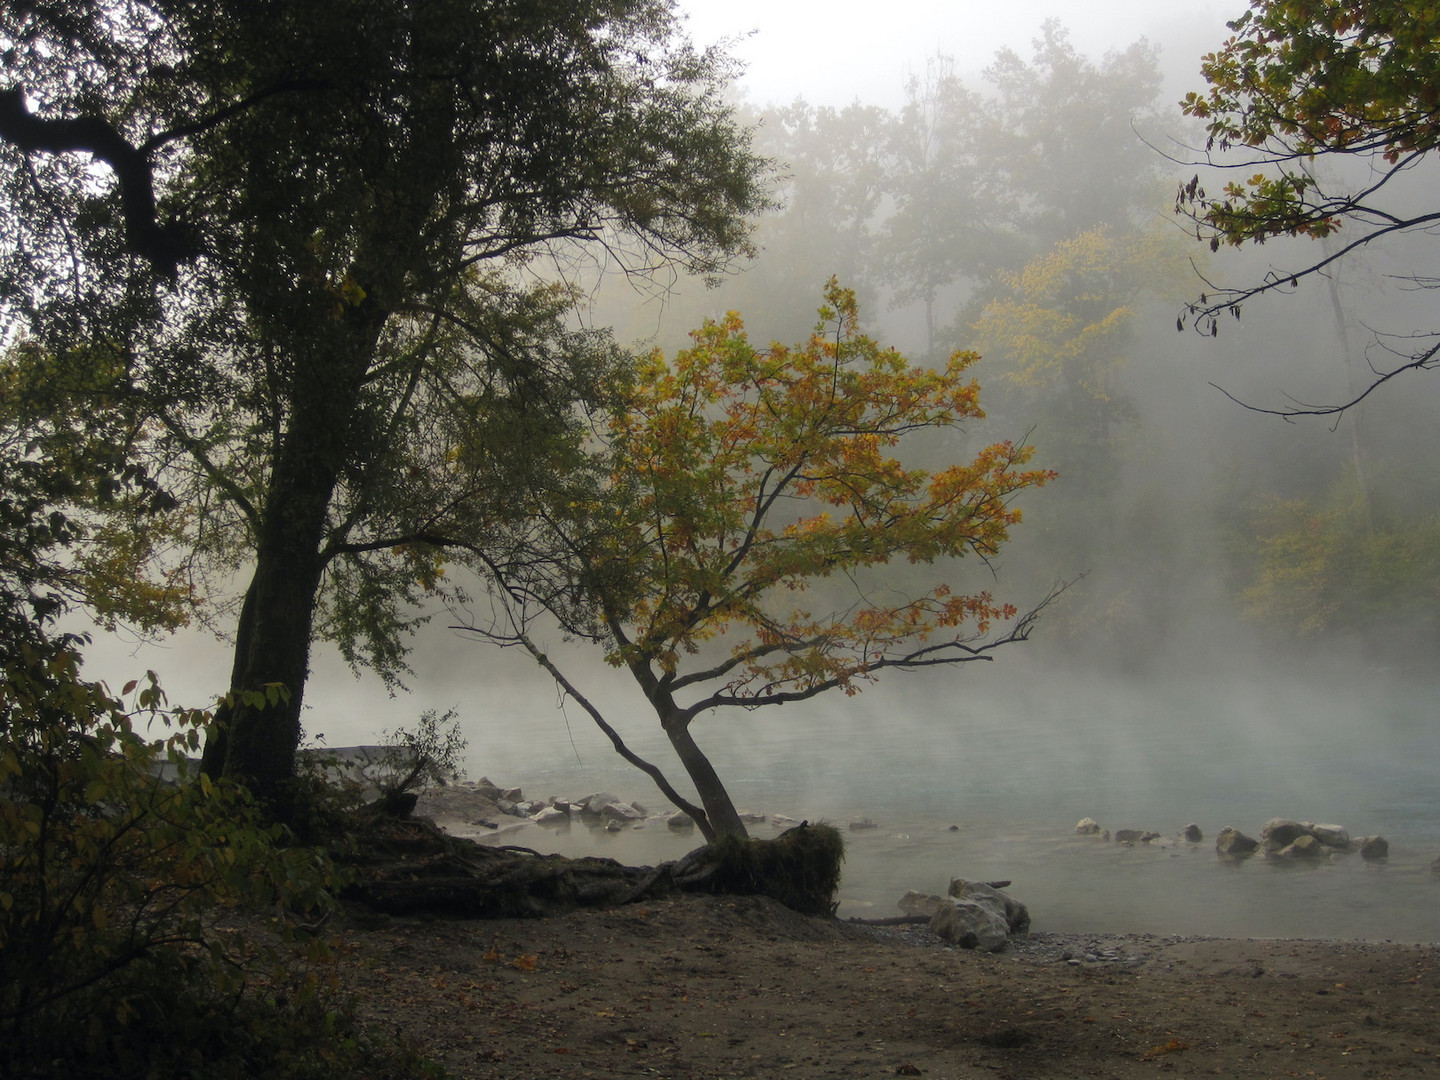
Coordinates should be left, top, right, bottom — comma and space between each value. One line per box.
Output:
0, 641, 421, 1078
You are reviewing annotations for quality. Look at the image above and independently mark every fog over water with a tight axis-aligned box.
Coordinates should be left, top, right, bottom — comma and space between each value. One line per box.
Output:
76, 0, 1440, 941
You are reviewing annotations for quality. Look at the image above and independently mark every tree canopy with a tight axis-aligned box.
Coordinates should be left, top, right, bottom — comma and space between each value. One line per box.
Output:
0, 0, 769, 807
462, 282, 1057, 841
1175, 0, 1440, 412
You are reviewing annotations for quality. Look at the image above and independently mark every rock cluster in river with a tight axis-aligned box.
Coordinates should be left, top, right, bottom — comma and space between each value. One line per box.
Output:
414, 777, 690, 833
416, 776, 891, 838
1075, 815, 1391, 860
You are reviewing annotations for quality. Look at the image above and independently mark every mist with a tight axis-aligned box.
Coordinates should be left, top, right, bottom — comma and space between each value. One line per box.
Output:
70, 3, 1440, 939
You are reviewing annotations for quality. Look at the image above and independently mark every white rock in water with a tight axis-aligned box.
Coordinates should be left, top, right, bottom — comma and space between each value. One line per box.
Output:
1305, 822, 1350, 848
601, 801, 644, 822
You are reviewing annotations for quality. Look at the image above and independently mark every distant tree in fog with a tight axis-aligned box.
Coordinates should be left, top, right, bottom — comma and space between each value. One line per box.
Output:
457, 283, 1059, 841
883, 55, 1003, 359
877, 26, 1169, 353
1176, 0, 1440, 415
967, 225, 1195, 626
1239, 484, 1440, 641
981, 23, 1167, 252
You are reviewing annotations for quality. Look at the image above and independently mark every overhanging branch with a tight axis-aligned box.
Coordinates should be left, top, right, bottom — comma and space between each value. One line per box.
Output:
0, 86, 198, 276
681, 579, 1073, 718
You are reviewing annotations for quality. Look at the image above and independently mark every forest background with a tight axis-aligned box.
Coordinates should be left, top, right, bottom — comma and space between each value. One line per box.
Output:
71, 4, 1440, 742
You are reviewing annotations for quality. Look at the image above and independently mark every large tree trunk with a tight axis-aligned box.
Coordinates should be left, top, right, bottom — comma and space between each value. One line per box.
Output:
198, 579, 256, 778
213, 299, 387, 809
662, 712, 749, 841
206, 99, 447, 808
217, 394, 354, 804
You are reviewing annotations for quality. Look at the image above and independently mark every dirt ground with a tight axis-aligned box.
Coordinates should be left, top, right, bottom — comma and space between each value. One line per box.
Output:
319, 892, 1440, 1080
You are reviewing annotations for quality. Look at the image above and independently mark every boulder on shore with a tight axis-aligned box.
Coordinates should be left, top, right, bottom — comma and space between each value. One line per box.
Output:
948, 878, 1031, 936
930, 900, 1010, 952
924, 879, 1030, 952
897, 891, 949, 919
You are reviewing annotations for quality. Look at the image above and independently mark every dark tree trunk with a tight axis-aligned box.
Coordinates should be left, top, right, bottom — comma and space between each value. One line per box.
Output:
662, 711, 749, 841
214, 302, 387, 810
199, 579, 256, 778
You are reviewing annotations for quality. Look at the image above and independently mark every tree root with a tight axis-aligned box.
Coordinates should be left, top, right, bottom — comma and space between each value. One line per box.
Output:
336, 816, 844, 920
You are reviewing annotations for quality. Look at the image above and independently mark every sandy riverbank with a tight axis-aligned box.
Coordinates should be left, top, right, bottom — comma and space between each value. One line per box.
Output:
329, 891, 1440, 1079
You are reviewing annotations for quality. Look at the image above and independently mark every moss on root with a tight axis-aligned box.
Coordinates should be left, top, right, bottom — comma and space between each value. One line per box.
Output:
699, 822, 846, 916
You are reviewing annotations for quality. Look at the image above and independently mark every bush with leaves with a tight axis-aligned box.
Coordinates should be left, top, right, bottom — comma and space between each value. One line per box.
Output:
0, 639, 406, 1078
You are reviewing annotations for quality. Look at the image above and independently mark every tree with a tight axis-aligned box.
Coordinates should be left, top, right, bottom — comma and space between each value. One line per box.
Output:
977, 23, 1166, 268
1175, 0, 1440, 413
1238, 482, 1440, 642
687, 98, 893, 345
870, 26, 1169, 356
882, 55, 1002, 360
459, 282, 1058, 842
0, 0, 769, 808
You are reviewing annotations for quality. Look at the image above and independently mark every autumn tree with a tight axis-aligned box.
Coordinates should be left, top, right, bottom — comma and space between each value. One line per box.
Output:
1175, 0, 1440, 413
458, 283, 1058, 842
0, 0, 768, 807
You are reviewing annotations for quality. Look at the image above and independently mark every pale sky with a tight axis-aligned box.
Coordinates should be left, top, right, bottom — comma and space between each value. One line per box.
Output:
678, 0, 1238, 108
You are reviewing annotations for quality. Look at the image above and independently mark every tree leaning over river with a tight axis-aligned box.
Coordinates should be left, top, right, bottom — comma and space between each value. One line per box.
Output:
460, 282, 1060, 841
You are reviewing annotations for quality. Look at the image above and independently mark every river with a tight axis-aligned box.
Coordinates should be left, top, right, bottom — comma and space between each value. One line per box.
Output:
444, 654, 1440, 942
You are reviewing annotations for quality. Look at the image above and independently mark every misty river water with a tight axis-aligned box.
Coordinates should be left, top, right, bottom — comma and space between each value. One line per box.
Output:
443, 654, 1440, 943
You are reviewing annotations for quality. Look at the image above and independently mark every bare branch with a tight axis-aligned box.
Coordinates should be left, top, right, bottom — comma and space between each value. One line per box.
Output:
1209, 338, 1440, 420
